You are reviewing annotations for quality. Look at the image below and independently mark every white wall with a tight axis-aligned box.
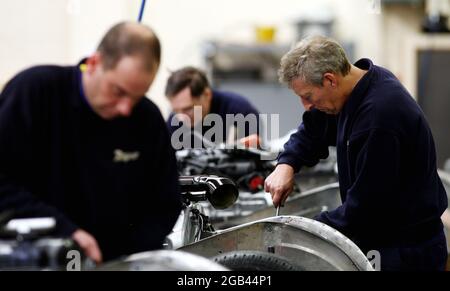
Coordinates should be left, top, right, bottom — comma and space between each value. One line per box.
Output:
1, 0, 384, 117
381, 4, 423, 84
143, 0, 384, 116
0, 0, 69, 81
66, 0, 144, 60
0, 0, 139, 83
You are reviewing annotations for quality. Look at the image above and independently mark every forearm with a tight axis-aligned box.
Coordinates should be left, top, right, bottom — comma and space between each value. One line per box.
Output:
278, 110, 337, 172
0, 174, 78, 236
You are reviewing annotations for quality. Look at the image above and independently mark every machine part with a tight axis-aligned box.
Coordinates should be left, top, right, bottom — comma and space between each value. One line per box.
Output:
96, 250, 229, 271
0, 217, 89, 270
237, 173, 265, 193
213, 250, 302, 271
214, 182, 340, 229
0, 238, 81, 270
176, 146, 337, 223
4, 218, 55, 236
180, 216, 373, 271
167, 175, 240, 249
179, 175, 239, 209
176, 147, 276, 187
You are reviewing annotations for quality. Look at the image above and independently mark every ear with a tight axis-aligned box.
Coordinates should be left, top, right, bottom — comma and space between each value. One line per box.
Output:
323, 72, 337, 88
85, 52, 102, 74
203, 87, 213, 102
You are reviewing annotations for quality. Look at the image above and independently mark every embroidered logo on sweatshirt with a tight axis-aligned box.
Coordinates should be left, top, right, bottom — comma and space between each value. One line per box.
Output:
113, 149, 140, 163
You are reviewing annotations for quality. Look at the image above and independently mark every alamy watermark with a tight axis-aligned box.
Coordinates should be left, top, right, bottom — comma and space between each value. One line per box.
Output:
170, 106, 280, 160
367, 250, 381, 271
66, 250, 81, 271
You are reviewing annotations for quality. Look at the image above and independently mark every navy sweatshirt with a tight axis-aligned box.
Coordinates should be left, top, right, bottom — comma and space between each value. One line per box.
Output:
278, 59, 448, 250
0, 64, 182, 261
167, 90, 260, 148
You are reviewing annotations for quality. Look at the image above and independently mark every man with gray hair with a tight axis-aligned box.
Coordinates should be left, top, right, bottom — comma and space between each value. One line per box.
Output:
264, 36, 448, 271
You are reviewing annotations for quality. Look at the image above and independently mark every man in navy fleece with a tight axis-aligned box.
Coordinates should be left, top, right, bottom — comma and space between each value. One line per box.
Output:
264, 36, 448, 270
0, 22, 181, 263
166, 67, 261, 149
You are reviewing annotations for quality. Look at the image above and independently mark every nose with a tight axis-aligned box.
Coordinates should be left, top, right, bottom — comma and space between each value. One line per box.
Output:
117, 98, 133, 117
301, 99, 314, 111
176, 113, 193, 126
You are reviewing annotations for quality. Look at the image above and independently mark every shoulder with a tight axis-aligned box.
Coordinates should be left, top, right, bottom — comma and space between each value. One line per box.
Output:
353, 73, 423, 137
7, 65, 73, 87
2, 65, 75, 99
1, 65, 76, 111
133, 97, 166, 127
212, 89, 258, 114
371, 69, 420, 121
214, 89, 249, 104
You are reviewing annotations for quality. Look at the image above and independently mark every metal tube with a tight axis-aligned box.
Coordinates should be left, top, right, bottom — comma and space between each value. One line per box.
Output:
137, 0, 147, 22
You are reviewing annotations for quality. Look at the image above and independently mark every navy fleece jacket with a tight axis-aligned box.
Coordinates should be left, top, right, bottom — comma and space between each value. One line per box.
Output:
0, 64, 182, 261
278, 59, 447, 249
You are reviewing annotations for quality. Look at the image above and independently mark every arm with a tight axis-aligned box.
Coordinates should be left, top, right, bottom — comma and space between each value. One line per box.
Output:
277, 109, 337, 172
0, 72, 78, 236
315, 129, 401, 239
129, 108, 182, 252
441, 209, 450, 230
265, 109, 337, 206
72, 229, 103, 264
166, 112, 176, 134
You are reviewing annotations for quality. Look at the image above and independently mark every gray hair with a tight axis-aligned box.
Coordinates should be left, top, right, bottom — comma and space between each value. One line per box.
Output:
278, 36, 351, 87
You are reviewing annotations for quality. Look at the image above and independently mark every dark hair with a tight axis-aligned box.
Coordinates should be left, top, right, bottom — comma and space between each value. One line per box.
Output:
165, 66, 210, 98
97, 22, 161, 72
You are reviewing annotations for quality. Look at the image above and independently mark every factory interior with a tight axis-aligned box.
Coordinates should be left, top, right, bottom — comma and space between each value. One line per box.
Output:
1, 0, 450, 273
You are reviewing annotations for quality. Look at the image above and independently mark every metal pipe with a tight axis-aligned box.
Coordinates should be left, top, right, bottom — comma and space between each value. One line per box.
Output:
137, 0, 147, 23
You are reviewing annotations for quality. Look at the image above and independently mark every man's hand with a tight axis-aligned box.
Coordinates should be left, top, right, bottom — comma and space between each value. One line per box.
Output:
441, 209, 450, 229
239, 134, 261, 148
72, 229, 103, 264
264, 164, 295, 207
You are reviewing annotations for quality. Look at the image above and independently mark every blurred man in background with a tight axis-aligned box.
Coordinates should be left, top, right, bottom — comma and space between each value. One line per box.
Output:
166, 66, 261, 149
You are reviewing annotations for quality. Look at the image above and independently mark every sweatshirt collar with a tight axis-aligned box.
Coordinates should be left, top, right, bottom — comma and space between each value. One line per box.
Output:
341, 58, 375, 118
75, 58, 94, 112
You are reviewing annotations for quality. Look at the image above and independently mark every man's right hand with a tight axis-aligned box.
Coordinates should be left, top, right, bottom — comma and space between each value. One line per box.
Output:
72, 229, 103, 264
264, 164, 295, 207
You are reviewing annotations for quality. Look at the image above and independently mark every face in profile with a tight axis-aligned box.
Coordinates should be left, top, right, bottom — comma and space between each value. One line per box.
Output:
291, 75, 343, 115
169, 87, 212, 127
85, 54, 156, 120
